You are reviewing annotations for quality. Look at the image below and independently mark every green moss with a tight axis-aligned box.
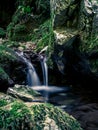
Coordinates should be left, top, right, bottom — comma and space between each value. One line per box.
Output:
0, 101, 33, 130
3, 40, 20, 48
0, 45, 16, 64
32, 19, 54, 52
31, 103, 83, 130
12, 84, 41, 97
0, 94, 16, 106
0, 99, 8, 107
7, 22, 31, 41
0, 94, 83, 130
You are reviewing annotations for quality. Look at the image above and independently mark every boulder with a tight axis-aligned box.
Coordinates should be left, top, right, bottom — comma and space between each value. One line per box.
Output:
71, 103, 98, 130
0, 44, 27, 92
7, 84, 43, 102
0, 92, 83, 130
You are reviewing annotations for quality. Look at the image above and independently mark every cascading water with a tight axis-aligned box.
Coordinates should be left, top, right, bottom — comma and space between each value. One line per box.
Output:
40, 55, 48, 86
16, 51, 69, 102
15, 51, 85, 116
16, 51, 41, 86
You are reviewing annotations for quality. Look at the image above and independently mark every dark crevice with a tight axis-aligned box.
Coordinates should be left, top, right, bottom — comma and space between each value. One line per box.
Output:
0, 0, 16, 28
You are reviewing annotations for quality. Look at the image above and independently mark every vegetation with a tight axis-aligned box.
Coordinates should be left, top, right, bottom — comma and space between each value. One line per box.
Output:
0, 27, 6, 38
0, 94, 83, 130
0, 0, 98, 129
88, 36, 98, 51
0, 45, 16, 65
32, 19, 54, 51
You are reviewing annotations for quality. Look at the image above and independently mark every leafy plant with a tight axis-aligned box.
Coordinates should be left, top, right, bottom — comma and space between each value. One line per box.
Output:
32, 19, 54, 52
18, 5, 32, 14
0, 28, 6, 38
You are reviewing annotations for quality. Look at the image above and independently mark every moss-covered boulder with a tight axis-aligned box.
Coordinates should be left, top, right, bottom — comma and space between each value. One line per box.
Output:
0, 93, 83, 130
7, 84, 44, 102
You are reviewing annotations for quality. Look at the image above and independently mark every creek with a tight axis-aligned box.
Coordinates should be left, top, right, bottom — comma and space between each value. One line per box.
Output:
16, 51, 83, 112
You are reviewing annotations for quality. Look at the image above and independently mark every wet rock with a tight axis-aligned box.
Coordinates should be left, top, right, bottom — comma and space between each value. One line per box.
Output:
52, 35, 98, 89
71, 103, 98, 130
7, 84, 43, 102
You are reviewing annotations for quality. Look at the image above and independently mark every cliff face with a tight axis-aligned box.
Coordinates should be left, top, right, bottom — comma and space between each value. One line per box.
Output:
50, 0, 97, 49
50, 0, 98, 85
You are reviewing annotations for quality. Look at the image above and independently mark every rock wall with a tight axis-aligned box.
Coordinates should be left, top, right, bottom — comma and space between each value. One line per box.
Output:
50, 0, 97, 49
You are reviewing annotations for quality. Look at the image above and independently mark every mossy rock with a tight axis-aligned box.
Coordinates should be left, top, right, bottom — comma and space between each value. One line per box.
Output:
0, 45, 27, 91
0, 93, 83, 130
7, 84, 44, 102
0, 45, 17, 91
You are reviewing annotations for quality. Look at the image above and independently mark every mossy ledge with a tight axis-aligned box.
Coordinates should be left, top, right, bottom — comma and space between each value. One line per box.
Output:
0, 93, 83, 130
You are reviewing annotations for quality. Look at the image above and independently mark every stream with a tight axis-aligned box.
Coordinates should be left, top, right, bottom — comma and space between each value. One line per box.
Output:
16, 51, 85, 113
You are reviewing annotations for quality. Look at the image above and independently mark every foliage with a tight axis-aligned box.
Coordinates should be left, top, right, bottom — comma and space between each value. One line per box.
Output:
88, 36, 98, 51
7, 23, 31, 41
80, 35, 98, 52
0, 101, 33, 130
0, 93, 83, 130
0, 99, 8, 107
0, 27, 6, 38
31, 103, 83, 130
16, 0, 32, 6
3, 40, 20, 48
32, 19, 54, 52
18, 5, 32, 14
0, 45, 16, 64
0, 94, 16, 107
88, 36, 98, 72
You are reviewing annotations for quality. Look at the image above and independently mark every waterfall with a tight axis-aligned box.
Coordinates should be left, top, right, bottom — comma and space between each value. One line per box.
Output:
26, 62, 41, 86
40, 56, 48, 86
16, 51, 41, 86
16, 51, 67, 103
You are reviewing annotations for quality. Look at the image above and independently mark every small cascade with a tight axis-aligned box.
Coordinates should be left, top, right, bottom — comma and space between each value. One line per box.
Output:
16, 51, 69, 103
40, 56, 48, 86
16, 51, 41, 86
